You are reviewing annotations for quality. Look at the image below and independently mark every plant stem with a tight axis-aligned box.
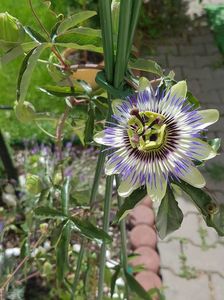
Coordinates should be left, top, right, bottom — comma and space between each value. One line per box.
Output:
70, 240, 85, 300
98, 0, 114, 83
70, 145, 106, 299
0, 233, 45, 291
97, 174, 114, 300
28, 0, 50, 39
116, 176, 129, 299
114, 0, 132, 88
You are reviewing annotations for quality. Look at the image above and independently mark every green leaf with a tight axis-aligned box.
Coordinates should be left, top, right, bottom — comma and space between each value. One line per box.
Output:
174, 180, 224, 236
55, 41, 103, 53
69, 217, 112, 244
124, 270, 152, 300
114, 188, 147, 223
0, 45, 24, 66
156, 186, 184, 239
208, 138, 221, 152
56, 220, 71, 283
129, 58, 163, 76
57, 11, 97, 35
24, 26, 48, 43
84, 104, 95, 144
110, 265, 121, 298
34, 206, 67, 219
96, 71, 133, 98
55, 30, 102, 49
17, 43, 49, 102
39, 81, 91, 97
61, 27, 102, 38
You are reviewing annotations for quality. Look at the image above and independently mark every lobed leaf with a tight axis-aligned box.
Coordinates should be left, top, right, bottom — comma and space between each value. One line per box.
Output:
114, 188, 147, 223
156, 185, 184, 239
57, 11, 97, 35
39, 81, 91, 97
129, 58, 164, 76
17, 44, 49, 102
24, 26, 48, 43
34, 206, 67, 219
69, 217, 112, 244
124, 270, 152, 300
174, 180, 224, 236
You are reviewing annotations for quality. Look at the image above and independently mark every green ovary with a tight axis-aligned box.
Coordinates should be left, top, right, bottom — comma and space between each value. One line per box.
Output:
127, 111, 167, 152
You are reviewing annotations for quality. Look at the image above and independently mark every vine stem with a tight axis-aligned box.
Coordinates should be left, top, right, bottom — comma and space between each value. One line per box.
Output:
0, 233, 45, 292
28, 0, 50, 39
56, 104, 71, 163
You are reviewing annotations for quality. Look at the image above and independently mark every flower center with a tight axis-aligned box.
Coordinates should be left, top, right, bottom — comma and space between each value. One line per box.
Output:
127, 108, 167, 152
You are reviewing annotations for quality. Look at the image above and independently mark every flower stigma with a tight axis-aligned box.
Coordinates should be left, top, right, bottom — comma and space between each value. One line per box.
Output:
128, 107, 166, 151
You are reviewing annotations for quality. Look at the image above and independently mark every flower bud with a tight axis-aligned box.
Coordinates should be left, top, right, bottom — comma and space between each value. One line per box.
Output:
0, 12, 25, 51
14, 101, 36, 123
26, 174, 42, 195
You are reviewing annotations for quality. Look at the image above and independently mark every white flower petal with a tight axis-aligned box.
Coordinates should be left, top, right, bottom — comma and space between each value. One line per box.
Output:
198, 109, 219, 129
179, 165, 206, 188
146, 175, 167, 202
118, 179, 140, 198
112, 99, 125, 114
105, 160, 120, 175
94, 131, 106, 144
191, 139, 217, 161
168, 80, 187, 99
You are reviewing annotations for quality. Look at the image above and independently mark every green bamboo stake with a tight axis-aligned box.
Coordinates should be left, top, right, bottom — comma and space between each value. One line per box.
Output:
98, 0, 114, 83
126, 0, 143, 63
114, 0, 132, 88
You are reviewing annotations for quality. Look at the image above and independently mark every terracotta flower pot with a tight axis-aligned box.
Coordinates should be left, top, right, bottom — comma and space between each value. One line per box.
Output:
63, 49, 104, 89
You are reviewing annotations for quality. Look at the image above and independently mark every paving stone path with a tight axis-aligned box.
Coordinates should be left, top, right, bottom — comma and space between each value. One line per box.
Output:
141, 20, 224, 300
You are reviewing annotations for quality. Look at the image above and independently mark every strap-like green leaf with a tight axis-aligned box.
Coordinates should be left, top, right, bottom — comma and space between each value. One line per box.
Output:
156, 185, 183, 239
57, 11, 97, 35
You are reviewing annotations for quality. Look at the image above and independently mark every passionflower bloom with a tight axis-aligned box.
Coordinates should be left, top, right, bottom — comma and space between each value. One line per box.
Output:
94, 81, 219, 202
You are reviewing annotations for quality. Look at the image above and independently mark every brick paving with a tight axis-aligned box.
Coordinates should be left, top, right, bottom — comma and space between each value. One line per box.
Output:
141, 17, 224, 300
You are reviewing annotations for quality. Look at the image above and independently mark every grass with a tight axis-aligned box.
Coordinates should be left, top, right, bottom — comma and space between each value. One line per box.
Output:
0, 0, 69, 142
